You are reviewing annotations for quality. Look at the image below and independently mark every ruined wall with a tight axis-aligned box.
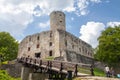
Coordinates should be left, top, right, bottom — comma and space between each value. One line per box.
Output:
18, 29, 93, 64
18, 31, 56, 59
57, 30, 94, 64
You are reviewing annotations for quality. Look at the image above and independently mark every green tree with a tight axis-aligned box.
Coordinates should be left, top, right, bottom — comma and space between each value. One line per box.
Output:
95, 26, 120, 66
0, 32, 18, 62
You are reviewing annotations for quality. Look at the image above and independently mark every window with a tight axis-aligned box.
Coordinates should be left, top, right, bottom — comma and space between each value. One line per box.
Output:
79, 48, 81, 52
59, 14, 62, 16
36, 44, 39, 48
65, 41, 67, 46
29, 37, 31, 41
82, 48, 84, 52
49, 42, 52, 46
60, 21, 62, 23
88, 52, 89, 56
72, 45, 74, 49
50, 32, 52, 37
35, 52, 41, 58
37, 36, 39, 40
28, 47, 30, 51
49, 51, 52, 56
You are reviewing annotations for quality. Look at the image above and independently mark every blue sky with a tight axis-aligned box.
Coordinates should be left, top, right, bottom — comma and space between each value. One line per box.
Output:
0, 0, 120, 48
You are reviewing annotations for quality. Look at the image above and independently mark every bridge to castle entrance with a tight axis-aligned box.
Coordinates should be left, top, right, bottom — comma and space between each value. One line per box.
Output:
18, 57, 91, 80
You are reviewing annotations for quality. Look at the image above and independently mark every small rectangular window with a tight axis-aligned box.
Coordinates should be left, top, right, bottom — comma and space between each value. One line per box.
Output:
36, 44, 39, 48
79, 48, 81, 52
35, 52, 41, 58
37, 36, 39, 40
49, 51, 52, 56
29, 37, 31, 41
65, 41, 67, 46
50, 32, 52, 37
49, 42, 52, 46
28, 47, 30, 51
72, 45, 74, 49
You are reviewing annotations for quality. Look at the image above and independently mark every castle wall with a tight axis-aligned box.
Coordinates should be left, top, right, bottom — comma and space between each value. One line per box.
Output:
18, 29, 93, 63
18, 31, 55, 59
57, 30, 94, 63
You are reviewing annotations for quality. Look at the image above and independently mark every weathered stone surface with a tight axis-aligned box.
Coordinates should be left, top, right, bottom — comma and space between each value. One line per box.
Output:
21, 67, 33, 80
0, 61, 22, 78
29, 73, 48, 80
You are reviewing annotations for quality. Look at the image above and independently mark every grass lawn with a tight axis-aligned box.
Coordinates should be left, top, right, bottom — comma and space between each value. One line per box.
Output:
78, 67, 105, 77
94, 68, 105, 77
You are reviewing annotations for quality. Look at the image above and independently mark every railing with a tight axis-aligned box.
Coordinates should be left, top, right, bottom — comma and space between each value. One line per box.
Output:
17, 57, 91, 76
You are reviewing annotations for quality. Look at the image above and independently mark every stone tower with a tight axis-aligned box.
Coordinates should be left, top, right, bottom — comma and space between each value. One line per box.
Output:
50, 11, 66, 31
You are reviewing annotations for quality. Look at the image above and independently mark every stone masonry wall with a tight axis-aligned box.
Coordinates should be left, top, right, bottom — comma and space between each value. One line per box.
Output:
57, 30, 94, 63
18, 31, 55, 59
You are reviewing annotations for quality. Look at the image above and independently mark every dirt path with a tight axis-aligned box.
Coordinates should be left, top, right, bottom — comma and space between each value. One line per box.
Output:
78, 76, 120, 80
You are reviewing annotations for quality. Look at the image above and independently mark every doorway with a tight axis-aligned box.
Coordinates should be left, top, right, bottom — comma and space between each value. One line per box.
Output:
35, 52, 41, 58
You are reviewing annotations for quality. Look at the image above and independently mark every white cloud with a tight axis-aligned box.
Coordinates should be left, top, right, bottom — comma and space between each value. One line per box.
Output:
0, 12, 33, 37
34, 0, 75, 16
0, 0, 75, 39
39, 21, 49, 28
0, 0, 102, 40
107, 22, 120, 27
71, 17, 74, 21
90, 0, 101, 3
75, 0, 101, 16
0, 0, 34, 38
79, 22, 105, 48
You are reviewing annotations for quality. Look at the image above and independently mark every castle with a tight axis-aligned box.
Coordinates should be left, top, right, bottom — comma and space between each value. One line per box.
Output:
18, 11, 94, 64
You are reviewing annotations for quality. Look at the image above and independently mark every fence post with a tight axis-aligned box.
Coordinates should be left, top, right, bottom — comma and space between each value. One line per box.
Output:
74, 64, 78, 77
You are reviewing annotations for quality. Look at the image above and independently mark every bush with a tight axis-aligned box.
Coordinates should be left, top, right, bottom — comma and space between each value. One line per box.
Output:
0, 70, 20, 80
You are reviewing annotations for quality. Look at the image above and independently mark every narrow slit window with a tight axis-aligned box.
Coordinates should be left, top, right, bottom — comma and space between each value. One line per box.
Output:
29, 37, 31, 41
50, 32, 52, 37
37, 36, 39, 40
49, 51, 52, 56
36, 44, 39, 48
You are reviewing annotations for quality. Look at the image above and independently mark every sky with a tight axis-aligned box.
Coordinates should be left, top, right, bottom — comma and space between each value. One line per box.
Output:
0, 0, 120, 48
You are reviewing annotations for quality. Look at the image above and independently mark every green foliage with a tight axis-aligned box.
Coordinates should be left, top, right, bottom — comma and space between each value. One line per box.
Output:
95, 26, 120, 66
2, 61, 8, 64
94, 68, 105, 76
0, 32, 19, 62
78, 67, 105, 77
45, 56, 54, 60
78, 67, 90, 74
0, 70, 20, 80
